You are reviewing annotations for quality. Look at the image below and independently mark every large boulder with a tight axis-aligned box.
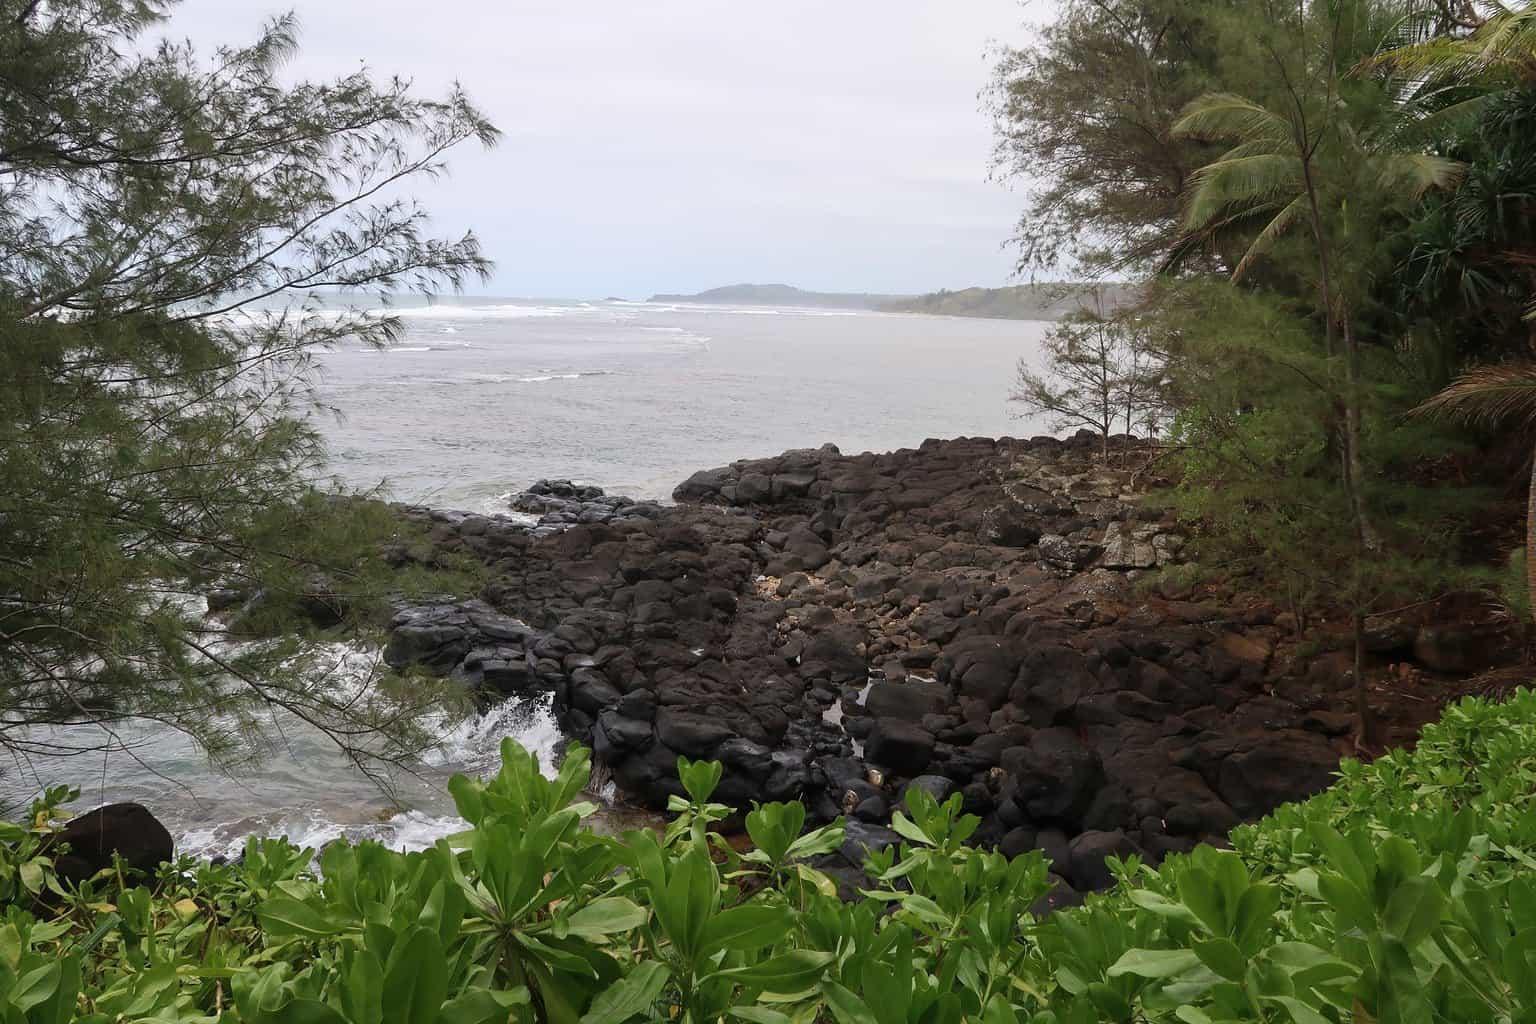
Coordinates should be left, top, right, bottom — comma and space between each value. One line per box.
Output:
384, 600, 532, 675
1002, 728, 1103, 827
1411, 622, 1520, 674
840, 821, 902, 868
47, 803, 173, 883
655, 709, 735, 759
1067, 830, 1141, 892
864, 680, 951, 722
673, 466, 735, 503
384, 604, 471, 671
1098, 522, 1158, 570
1217, 731, 1338, 818
865, 718, 935, 776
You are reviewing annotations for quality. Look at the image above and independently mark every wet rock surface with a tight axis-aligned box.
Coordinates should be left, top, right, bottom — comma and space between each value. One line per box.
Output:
382, 436, 1506, 900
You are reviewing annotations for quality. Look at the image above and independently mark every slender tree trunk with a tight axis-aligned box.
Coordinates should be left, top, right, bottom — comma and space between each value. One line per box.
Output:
1301, 165, 1339, 358
1301, 160, 1380, 744
1527, 442, 1536, 623
1352, 609, 1374, 751
1339, 316, 1381, 552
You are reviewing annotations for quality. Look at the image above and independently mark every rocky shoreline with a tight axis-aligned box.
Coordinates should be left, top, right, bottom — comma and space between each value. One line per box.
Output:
381, 434, 1518, 906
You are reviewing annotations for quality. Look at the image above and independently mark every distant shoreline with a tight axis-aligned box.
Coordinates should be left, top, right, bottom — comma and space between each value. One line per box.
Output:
647, 282, 1139, 320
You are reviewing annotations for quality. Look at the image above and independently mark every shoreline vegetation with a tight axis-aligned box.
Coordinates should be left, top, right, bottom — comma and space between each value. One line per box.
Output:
5, 688, 1534, 1021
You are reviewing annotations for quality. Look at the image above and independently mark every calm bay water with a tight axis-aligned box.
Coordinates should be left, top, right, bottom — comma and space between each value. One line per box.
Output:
1, 299, 1050, 854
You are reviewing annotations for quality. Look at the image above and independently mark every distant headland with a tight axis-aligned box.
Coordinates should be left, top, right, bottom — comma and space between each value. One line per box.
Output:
645, 282, 1138, 319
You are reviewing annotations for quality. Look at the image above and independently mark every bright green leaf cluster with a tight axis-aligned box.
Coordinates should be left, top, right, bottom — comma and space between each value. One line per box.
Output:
4, 692, 1536, 1022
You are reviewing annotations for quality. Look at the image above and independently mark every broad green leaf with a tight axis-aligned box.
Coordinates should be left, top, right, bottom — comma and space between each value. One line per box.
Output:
18, 859, 44, 894
1260, 996, 1331, 1024
1233, 883, 1282, 949
730, 1008, 792, 1024
700, 903, 791, 953
1086, 982, 1133, 1021
580, 961, 669, 1024
339, 948, 383, 1024
718, 950, 836, 993
981, 994, 1020, 1024
821, 981, 878, 1024
277, 999, 350, 1024
889, 893, 951, 928
1107, 948, 1201, 979
793, 863, 838, 898
1381, 876, 1444, 946
1317, 874, 1373, 931
440, 987, 532, 1024
1128, 890, 1202, 926
566, 898, 648, 939
889, 812, 932, 847
1194, 938, 1247, 981
382, 927, 450, 1024
11, 961, 60, 1013
259, 898, 344, 938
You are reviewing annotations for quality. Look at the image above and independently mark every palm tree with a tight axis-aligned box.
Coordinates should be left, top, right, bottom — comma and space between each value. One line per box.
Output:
1167, 4, 1466, 744
1416, 365, 1536, 619
1169, 20, 1464, 530
1392, 3, 1536, 624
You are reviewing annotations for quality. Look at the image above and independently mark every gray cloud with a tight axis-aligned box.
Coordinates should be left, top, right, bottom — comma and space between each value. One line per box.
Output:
161, 1, 1029, 297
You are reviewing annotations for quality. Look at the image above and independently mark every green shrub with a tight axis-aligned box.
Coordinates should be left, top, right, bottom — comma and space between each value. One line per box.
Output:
4, 691, 1536, 1023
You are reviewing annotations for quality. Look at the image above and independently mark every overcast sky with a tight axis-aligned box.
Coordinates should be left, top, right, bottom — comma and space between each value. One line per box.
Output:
161, 2, 1039, 299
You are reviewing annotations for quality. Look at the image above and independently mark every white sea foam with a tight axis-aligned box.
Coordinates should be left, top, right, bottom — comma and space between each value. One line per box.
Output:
178, 808, 470, 861
424, 692, 563, 776
170, 692, 563, 861
513, 370, 615, 384
236, 303, 571, 324
386, 304, 568, 320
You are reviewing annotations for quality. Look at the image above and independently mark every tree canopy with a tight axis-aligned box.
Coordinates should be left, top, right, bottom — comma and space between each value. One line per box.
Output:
0, 0, 497, 777
993, 0, 1536, 740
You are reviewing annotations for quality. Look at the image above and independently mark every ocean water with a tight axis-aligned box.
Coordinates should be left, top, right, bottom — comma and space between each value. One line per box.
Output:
1, 299, 1051, 854
312, 298, 1049, 507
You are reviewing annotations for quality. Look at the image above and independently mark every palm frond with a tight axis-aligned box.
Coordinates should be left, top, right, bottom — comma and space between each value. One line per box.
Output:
1385, 92, 1497, 146
1172, 94, 1293, 144
1476, 6, 1536, 63
1233, 194, 1311, 281
1370, 35, 1485, 79
1183, 154, 1303, 230
1377, 153, 1468, 197
1374, 6, 1536, 86
1157, 205, 1279, 275
1413, 362, 1536, 428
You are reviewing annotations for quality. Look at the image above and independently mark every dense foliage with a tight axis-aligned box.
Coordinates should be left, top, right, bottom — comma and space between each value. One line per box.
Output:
2, 690, 1534, 1023
993, 0, 1536, 739
0, 0, 495, 770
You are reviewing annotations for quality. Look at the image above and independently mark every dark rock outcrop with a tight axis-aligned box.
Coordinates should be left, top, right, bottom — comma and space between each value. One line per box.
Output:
46, 803, 173, 884
385, 435, 1458, 906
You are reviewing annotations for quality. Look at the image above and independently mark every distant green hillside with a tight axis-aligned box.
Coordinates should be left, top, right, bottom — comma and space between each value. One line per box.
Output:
647, 283, 908, 310
878, 283, 1140, 319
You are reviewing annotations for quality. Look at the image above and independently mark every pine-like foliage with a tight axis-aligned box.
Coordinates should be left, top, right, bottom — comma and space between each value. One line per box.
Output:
0, 1, 496, 774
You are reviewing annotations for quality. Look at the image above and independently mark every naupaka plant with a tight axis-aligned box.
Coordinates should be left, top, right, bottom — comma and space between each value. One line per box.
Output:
5, 691, 1536, 1022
